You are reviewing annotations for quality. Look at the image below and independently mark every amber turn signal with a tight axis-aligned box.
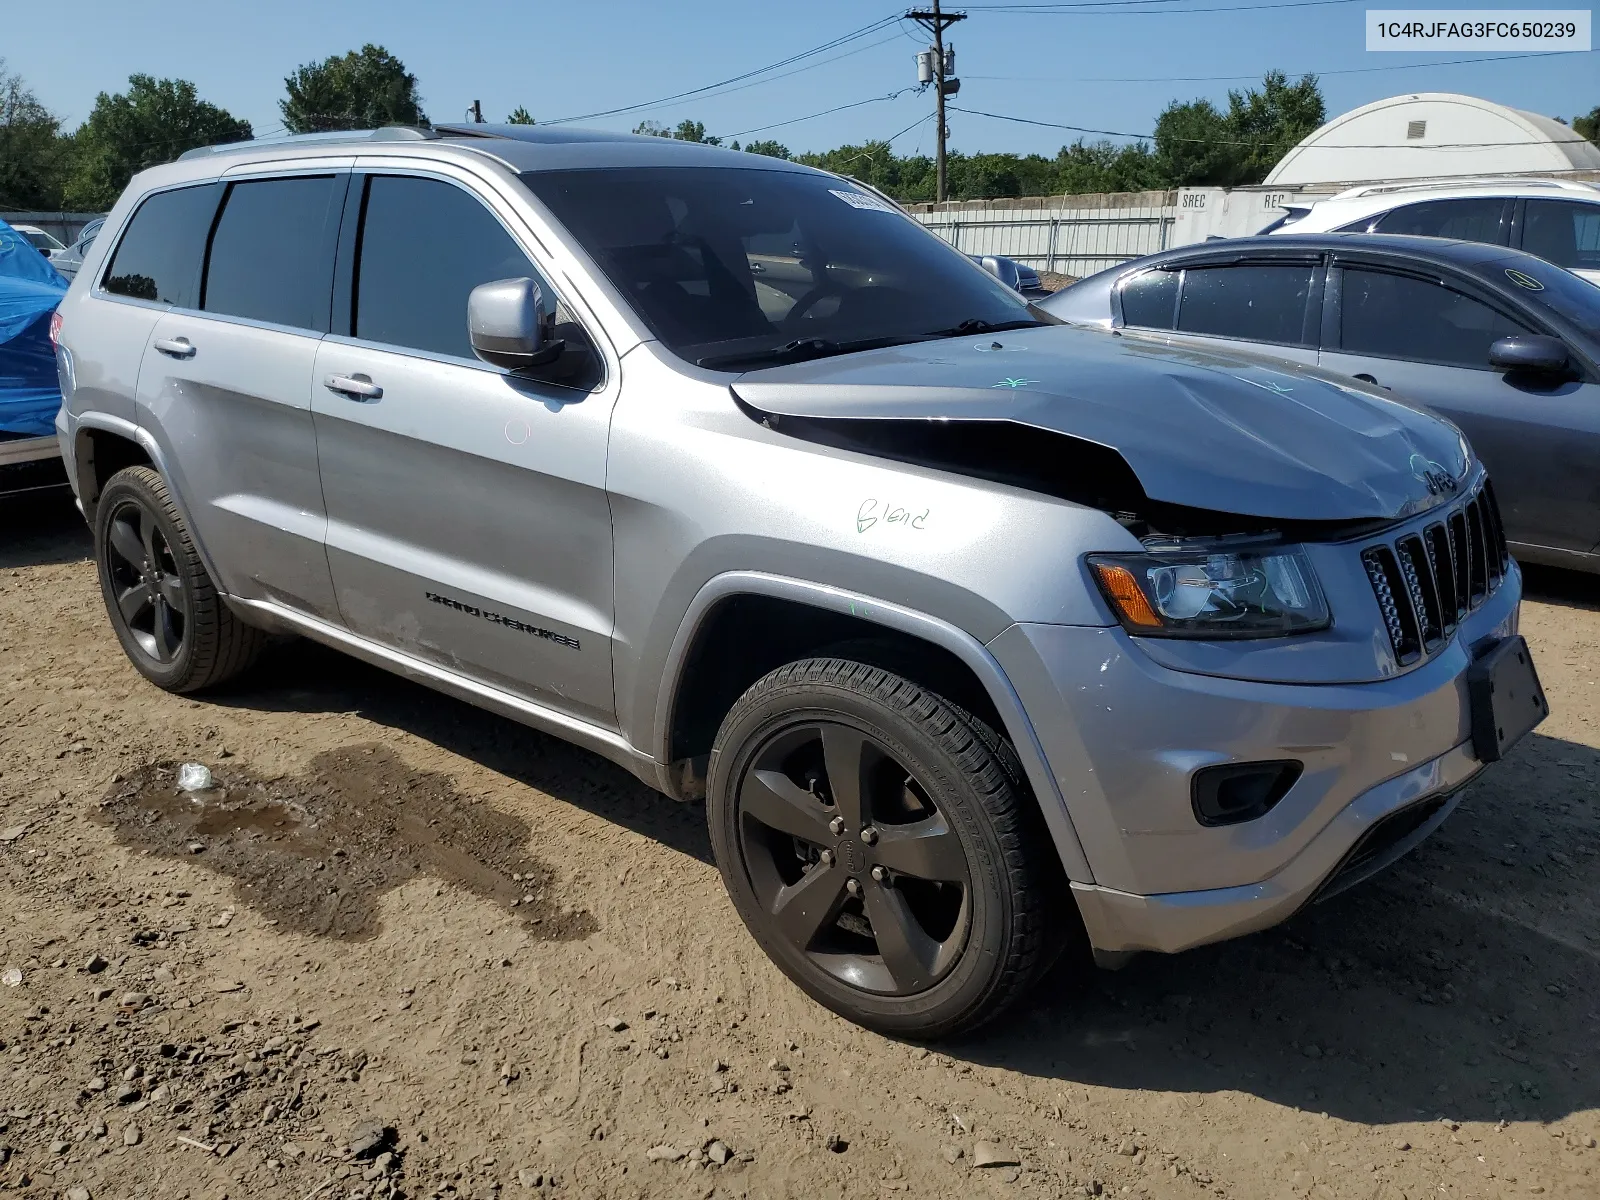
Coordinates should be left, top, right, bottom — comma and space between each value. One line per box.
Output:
1091, 562, 1162, 628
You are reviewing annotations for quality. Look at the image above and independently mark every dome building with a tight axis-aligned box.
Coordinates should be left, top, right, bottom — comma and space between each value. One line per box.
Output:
1265, 92, 1600, 186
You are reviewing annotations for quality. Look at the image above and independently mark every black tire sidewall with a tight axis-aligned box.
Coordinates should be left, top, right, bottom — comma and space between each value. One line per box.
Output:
94, 470, 202, 690
708, 666, 1019, 1037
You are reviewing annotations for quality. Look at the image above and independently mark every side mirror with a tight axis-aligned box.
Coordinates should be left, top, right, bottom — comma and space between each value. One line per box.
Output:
1488, 334, 1568, 375
469, 277, 564, 370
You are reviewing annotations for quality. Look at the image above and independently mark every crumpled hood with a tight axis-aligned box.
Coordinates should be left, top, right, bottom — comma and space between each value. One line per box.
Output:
731, 325, 1472, 521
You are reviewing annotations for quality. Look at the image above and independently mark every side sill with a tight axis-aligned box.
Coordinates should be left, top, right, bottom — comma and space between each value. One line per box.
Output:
226, 596, 668, 793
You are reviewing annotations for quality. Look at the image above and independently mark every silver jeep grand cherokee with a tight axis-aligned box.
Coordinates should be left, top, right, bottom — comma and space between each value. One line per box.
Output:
53, 125, 1547, 1038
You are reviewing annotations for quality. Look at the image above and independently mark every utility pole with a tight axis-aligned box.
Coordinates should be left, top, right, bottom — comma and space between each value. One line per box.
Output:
907, 2, 965, 202
470, 99, 484, 123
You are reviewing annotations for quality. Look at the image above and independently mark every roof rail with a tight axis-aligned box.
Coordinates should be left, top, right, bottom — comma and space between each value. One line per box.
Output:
177, 126, 440, 161
1327, 176, 1600, 201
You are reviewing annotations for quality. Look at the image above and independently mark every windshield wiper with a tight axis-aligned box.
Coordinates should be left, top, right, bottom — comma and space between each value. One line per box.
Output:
697, 335, 923, 371
927, 317, 1047, 339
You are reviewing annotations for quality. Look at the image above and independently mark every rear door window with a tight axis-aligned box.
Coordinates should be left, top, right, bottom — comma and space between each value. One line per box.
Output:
1338, 267, 1531, 369
1175, 263, 1315, 345
1373, 197, 1508, 243
101, 184, 222, 307
201, 175, 341, 332
1118, 269, 1179, 329
1520, 199, 1600, 273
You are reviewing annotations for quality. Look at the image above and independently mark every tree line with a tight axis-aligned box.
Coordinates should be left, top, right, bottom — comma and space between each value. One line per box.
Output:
3, 47, 1596, 213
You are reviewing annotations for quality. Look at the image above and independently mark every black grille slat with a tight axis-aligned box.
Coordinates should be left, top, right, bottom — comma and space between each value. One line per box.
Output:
1363, 546, 1421, 664
1466, 498, 1489, 604
1397, 535, 1442, 647
1448, 511, 1470, 620
1423, 523, 1457, 634
1363, 479, 1506, 665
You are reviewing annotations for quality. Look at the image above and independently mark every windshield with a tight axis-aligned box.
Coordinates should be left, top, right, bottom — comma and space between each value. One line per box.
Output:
21, 229, 64, 251
520, 165, 1037, 367
1474, 255, 1600, 336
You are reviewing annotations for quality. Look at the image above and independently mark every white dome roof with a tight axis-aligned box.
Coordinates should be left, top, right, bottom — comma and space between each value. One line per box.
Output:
1265, 92, 1600, 186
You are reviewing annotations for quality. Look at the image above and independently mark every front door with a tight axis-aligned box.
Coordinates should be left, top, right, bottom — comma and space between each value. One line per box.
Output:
1319, 262, 1600, 559
312, 170, 618, 725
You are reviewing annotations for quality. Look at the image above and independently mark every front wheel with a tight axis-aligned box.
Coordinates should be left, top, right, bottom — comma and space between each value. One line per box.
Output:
707, 657, 1064, 1039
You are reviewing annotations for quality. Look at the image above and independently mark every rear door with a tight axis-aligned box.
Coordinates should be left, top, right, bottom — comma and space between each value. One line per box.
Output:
135, 168, 347, 620
311, 167, 618, 724
1115, 258, 1322, 369
1318, 257, 1600, 558
1365, 196, 1512, 246
1515, 198, 1600, 286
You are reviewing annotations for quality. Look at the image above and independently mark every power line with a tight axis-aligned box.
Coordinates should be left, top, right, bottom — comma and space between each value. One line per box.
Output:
542, 14, 902, 125
964, 48, 1594, 83
949, 103, 1600, 149
966, 0, 1364, 13
716, 89, 919, 141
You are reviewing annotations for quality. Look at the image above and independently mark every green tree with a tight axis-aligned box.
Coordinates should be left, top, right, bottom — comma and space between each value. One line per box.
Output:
506, 106, 535, 125
66, 75, 251, 210
1153, 98, 1240, 187
1575, 106, 1599, 144
631, 118, 721, 145
281, 44, 425, 133
0, 61, 67, 209
743, 139, 790, 159
1225, 70, 1324, 182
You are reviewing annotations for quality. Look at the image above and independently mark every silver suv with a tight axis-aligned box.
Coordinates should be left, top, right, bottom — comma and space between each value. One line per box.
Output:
54, 125, 1547, 1038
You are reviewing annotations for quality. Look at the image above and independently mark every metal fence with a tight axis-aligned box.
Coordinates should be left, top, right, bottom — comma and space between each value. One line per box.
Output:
1, 212, 104, 247
909, 193, 1178, 279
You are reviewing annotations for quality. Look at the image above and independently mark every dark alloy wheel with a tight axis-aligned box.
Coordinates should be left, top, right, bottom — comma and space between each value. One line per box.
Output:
93, 465, 268, 693
738, 720, 971, 996
103, 493, 189, 665
708, 656, 1068, 1039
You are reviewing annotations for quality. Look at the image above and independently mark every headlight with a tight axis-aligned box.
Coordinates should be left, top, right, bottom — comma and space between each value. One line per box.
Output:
1089, 544, 1330, 638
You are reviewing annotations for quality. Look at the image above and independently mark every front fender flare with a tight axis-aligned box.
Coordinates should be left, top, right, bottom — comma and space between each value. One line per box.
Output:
653, 570, 1094, 883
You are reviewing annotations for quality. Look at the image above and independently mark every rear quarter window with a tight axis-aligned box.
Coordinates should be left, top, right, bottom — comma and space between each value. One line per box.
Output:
101, 184, 222, 308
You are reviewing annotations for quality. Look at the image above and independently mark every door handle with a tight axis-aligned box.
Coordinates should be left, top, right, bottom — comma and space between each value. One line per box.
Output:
324, 374, 383, 401
153, 337, 196, 359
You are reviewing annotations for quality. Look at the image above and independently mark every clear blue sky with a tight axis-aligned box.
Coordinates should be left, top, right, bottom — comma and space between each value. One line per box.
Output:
5, 0, 1596, 156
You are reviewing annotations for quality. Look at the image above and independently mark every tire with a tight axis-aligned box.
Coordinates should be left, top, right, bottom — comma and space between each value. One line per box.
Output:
707, 656, 1064, 1039
93, 465, 267, 693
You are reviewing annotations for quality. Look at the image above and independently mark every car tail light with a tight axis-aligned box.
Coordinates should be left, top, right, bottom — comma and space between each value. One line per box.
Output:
48, 311, 63, 349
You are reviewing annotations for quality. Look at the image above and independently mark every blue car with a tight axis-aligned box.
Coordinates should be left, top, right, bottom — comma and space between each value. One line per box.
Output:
0, 218, 68, 496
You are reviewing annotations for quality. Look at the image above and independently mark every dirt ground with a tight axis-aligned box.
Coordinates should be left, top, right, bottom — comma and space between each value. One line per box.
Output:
2, 488, 1597, 1200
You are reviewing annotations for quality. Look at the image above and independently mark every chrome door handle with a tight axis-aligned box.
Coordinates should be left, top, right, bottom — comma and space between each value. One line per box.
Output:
153, 337, 195, 359
324, 374, 383, 401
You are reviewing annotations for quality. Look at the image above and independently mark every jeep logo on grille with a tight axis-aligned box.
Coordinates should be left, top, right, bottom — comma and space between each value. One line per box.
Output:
1410, 454, 1459, 497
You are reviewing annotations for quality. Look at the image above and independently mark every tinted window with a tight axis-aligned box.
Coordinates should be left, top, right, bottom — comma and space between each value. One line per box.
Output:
1340, 268, 1529, 368
102, 184, 220, 306
1469, 254, 1600, 335
521, 166, 1034, 367
1374, 198, 1506, 243
355, 175, 540, 360
203, 176, 339, 331
1176, 264, 1314, 344
1119, 269, 1178, 328
1521, 199, 1600, 273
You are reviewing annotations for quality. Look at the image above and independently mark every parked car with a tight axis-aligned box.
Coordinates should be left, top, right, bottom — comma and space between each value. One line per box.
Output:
51, 217, 107, 281
12, 223, 68, 262
55, 126, 1544, 1037
1261, 178, 1600, 286
1042, 233, 1600, 574
0, 218, 68, 495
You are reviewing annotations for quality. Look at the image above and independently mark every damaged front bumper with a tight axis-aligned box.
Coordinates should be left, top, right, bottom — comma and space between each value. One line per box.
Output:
988, 565, 1523, 957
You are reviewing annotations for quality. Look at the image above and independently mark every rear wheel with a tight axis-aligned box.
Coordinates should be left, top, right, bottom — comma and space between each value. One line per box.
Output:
94, 466, 267, 692
707, 656, 1063, 1038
